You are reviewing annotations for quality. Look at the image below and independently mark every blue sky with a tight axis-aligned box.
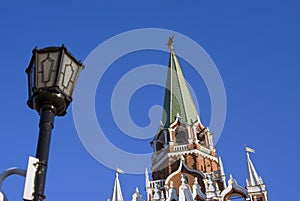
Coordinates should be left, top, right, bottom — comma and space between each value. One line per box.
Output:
0, 1, 299, 200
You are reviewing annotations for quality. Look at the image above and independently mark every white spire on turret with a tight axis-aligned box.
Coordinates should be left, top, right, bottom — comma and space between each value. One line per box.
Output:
111, 172, 124, 201
246, 150, 262, 187
180, 174, 186, 184
166, 181, 178, 201
245, 149, 268, 200
145, 168, 150, 188
131, 187, 145, 201
144, 168, 151, 201
205, 174, 217, 199
192, 177, 206, 200
207, 174, 216, 192
178, 175, 194, 201
218, 157, 225, 176
218, 156, 227, 188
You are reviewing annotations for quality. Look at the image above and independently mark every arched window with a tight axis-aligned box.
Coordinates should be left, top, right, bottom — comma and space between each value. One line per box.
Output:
156, 142, 164, 151
155, 131, 166, 151
175, 125, 188, 144
196, 127, 208, 147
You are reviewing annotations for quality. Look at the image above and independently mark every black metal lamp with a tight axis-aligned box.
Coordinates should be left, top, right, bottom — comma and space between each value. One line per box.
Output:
25, 45, 84, 201
26, 45, 84, 116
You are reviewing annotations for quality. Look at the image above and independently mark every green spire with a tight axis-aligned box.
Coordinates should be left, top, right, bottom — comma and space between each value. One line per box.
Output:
162, 38, 198, 127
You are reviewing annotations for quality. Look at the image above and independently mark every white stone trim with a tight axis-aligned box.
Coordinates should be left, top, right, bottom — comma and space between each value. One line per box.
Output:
200, 146, 211, 154
168, 128, 173, 142
170, 117, 180, 128
164, 156, 207, 186
220, 175, 249, 200
169, 150, 218, 162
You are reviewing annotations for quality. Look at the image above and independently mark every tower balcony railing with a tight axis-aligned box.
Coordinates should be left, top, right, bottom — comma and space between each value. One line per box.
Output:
174, 144, 189, 152
200, 146, 211, 154
148, 179, 166, 189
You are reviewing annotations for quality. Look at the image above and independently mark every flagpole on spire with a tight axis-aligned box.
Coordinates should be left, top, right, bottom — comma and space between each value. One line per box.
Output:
244, 145, 255, 153
116, 165, 125, 174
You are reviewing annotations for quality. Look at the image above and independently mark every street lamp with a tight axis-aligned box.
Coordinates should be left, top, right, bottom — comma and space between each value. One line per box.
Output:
25, 45, 84, 201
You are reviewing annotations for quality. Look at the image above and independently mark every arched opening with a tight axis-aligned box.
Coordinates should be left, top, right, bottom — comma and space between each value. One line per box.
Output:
155, 131, 166, 151
196, 127, 208, 147
225, 194, 245, 201
156, 141, 164, 151
221, 180, 249, 201
252, 195, 264, 201
175, 125, 188, 144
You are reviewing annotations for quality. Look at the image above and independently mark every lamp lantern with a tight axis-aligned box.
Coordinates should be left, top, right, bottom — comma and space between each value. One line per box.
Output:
26, 45, 84, 116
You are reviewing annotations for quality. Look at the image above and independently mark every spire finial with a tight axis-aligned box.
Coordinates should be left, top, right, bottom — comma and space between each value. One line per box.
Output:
194, 177, 198, 184
167, 35, 175, 51
181, 174, 186, 184
170, 181, 174, 187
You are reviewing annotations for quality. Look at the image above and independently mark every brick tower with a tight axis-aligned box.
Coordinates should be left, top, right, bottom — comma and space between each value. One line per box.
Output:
109, 37, 268, 201
143, 37, 268, 201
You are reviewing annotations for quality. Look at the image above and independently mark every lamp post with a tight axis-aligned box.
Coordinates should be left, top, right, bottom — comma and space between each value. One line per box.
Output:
25, 45, 84, 201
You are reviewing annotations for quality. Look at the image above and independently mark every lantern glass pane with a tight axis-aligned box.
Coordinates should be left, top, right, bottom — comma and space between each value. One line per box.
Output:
58, 53, 80, 96
27, 57, 36, 99
36, 52, 59, 88
30, 62, 35, 94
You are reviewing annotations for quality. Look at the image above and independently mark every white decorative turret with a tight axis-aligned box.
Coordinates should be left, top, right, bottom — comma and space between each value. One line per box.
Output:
192, 177, 206, 200
228, 174, 237, 185
178, 174, 194, 201
145, 168, 151, 201
246, 152, 262, 186
205, 174, 217, 199
131, 187, 146, 201
245, 148, 268, 201
145, 168, 150, 188
218, 156, 227, 188
206, 127, 215, 150
220, 174, 250, 200
166, 181, 177, 201
111, 172, 124, 201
